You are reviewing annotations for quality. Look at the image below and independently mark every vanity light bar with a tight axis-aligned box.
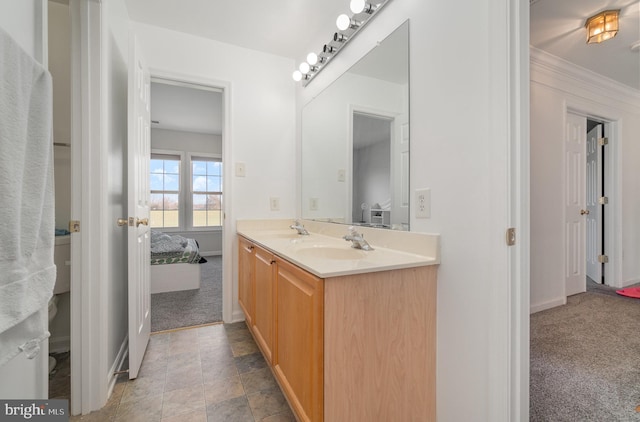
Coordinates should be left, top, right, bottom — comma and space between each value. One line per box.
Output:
293, 0, 392, 87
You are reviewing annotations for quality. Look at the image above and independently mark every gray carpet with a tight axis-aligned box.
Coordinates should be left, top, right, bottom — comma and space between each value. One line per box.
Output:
530, 290, 640, 421
151, 255, 222, 332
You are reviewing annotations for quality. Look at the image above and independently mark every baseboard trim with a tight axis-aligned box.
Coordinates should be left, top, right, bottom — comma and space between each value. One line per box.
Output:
201, 250, 222, 257
530, 297, 566, 314
107, 335, 128, 399
231, 309, 246, 323
621, 279, 640, 289
49, 336, 70, 354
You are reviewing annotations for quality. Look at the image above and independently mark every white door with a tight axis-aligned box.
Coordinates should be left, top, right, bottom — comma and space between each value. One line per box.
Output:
565, 113, 587, 297
585, 124, 602, 283
127, 35, 151, 379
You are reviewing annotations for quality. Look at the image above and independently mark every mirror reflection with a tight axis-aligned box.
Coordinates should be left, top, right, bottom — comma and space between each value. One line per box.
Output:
301, 20, 409, 230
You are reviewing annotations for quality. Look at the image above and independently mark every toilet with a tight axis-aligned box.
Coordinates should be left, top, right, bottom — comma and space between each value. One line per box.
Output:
48, 295, 59, 373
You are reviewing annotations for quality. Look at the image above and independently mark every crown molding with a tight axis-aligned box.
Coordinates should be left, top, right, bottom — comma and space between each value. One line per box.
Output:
530, 46, 640, 112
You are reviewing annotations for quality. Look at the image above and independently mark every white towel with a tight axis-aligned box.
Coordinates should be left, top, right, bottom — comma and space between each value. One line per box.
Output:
0, 28, 56, 366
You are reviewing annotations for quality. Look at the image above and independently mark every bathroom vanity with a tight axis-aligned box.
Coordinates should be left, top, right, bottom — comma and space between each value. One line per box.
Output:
237, 219, 439, 422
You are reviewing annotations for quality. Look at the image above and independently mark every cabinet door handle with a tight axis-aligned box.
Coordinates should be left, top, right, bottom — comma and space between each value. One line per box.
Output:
270, 259, 276, 265
244, 245, 254, 252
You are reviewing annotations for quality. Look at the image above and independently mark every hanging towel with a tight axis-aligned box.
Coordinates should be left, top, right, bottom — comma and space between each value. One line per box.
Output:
0, 28, 56, 366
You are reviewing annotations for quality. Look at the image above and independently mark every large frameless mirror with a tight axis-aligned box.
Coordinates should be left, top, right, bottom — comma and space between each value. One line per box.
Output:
301, 20, 409, 230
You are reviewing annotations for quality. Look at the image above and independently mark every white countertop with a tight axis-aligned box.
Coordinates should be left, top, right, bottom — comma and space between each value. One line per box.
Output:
237, 219, 440, 278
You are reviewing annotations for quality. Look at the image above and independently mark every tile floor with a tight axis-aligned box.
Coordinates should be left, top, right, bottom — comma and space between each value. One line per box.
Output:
70, 322, 296, 422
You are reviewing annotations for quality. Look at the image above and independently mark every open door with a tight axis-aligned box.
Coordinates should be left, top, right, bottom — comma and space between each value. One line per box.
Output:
126, 35, 151, 379
564, 112, 587, 296
586, 124, 603, 283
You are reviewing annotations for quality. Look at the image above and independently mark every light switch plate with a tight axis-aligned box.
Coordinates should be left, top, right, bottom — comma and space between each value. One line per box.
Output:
415, 188, 430, 219
235, 162, 246, 177
338, 169, 346, 182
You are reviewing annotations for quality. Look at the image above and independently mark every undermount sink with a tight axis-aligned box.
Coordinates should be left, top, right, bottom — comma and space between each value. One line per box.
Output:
294, 245, 368, 260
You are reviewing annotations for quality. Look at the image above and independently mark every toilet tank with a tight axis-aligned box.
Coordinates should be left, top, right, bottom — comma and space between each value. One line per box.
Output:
54, 235, 71, 294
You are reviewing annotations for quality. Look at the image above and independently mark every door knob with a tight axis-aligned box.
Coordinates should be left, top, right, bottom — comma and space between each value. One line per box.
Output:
117, 218, 130, 227
580, 209, 590, 215
136, 218, 149, 227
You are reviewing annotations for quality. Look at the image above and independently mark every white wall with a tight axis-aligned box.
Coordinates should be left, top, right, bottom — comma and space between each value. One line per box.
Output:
151, 127, 223, 255
530, 48, 640, 312
0, 0, 49, 400
0, 0, 38, 57
133, 22, 297, 321
298, 2, 518, 420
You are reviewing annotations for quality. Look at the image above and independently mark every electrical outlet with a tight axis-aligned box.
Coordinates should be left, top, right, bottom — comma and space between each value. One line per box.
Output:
270, 197, 280, 211
235, 162, 246, 177
309, 197, 319, 211
415, 188, 430, 218
338, 169, 346, 182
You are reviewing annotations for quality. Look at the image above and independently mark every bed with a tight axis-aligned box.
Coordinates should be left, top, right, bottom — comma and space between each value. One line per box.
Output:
150, 230, 204, 294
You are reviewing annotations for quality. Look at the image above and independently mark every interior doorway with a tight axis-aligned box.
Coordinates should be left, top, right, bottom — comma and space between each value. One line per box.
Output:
148, 79, 225, 332
48, 0, 73, 404
586, 119, 606, 286
564, 112, 611, 297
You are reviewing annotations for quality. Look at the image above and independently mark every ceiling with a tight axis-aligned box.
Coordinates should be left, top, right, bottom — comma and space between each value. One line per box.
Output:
124, 0, 347, 61
150, 81, 222, 135
131, 0, 640, 136
530, 0, 640, 89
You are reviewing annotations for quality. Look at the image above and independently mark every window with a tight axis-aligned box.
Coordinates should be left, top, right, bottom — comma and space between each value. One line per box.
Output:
150, 154, 181, 228
192, 157, 223, 227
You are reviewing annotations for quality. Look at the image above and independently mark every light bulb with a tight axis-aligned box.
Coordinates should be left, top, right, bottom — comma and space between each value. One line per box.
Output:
336, 14, 351, 31
350, 0, 366, 13
292, 70, 302, 81
299, 62, 310, 74
307, 52, 318, 66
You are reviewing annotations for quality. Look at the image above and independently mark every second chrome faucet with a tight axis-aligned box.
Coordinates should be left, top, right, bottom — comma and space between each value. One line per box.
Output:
343, 226, 374, 250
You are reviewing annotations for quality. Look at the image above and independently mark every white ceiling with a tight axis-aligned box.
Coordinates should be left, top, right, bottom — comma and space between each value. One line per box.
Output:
150, 81, 222, 135
530, 0, 640, 89
124, 0, 347, 61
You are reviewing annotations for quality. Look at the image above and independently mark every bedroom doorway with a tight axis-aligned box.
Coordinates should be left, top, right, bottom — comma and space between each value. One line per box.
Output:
148, 78, 225, 332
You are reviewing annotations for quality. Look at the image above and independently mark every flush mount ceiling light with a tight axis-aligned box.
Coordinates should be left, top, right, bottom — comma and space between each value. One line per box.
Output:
585, 9, 620, 44
291, 0, 391, 86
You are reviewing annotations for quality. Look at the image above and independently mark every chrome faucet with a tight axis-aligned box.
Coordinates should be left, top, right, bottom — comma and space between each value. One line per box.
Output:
290, 219, 310, 235
343, 226, 374, 250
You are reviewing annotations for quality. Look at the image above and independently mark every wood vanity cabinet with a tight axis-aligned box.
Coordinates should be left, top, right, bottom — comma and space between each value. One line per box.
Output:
238, 234, 437, 422
238, 236, 255, 326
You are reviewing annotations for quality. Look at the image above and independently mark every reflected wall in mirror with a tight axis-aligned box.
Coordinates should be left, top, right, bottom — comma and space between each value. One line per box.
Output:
301, 20, 409, 230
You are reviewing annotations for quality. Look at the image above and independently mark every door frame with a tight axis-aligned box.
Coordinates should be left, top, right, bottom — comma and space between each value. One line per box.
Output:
347, 105, 397, 226
149, 69, 233, 323
565, 107, 620, 290
69, 0, 108, 414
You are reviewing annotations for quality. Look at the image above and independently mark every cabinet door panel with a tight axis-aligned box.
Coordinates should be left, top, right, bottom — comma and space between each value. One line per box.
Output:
253, 246, 275, 363
273, 259, 323, 422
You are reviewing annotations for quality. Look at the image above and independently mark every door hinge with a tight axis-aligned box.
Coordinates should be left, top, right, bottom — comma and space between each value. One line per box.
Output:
506, 228, 516, 246
69, 220, 80, 233
598, 137, 609, 146
598, 255, 609, 264
598, 196, 609, 205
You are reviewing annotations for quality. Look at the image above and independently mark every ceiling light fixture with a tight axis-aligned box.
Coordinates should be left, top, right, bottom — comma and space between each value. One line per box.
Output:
585, 9, 620, 44
350, 0, 377, 14
291, 0, 392, 85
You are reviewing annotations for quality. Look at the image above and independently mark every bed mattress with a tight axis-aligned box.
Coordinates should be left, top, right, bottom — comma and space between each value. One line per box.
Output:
150, 230, 202, 265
